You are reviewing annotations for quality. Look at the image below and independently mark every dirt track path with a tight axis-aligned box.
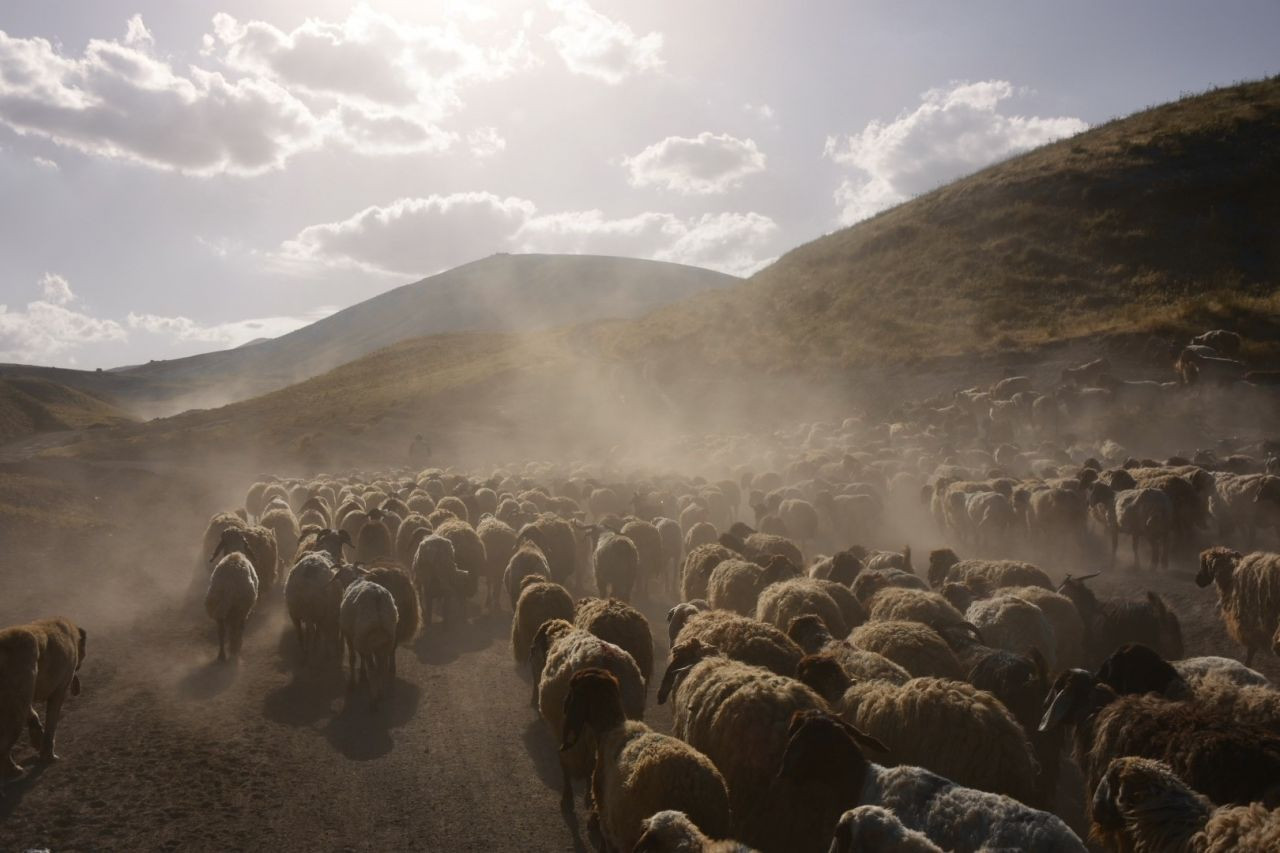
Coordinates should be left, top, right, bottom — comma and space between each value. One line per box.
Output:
1, 587, 677, 852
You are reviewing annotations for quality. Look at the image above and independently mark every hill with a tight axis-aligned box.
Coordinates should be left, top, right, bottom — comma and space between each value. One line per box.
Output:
604, 77, 1280, 371
0, 378, 134, 445
0, 254, 737, 416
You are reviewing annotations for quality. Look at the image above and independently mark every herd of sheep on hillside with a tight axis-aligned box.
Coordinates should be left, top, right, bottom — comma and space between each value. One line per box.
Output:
5, 328, 1280, 850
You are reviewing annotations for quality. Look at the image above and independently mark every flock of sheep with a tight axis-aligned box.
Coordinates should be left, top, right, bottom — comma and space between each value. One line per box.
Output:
6, 330, 1280, 851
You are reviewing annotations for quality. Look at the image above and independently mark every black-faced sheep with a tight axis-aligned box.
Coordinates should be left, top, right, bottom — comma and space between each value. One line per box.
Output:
1039, 669, 1280, 817
787, 615, 910, 685
1056, 574, 1183, 666
561, 669, 732, 852
1090, 756, 1280, 853
531, 619, 645, 804
668, 607, 804, 678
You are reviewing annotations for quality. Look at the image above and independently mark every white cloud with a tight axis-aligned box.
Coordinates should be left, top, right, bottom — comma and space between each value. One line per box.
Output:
545, 0, 663, 84
743, 102, 775, 122
0, 23, 322, 175
824, 80, 1087, 224
280, 192, 537, 276
624, 132, 766, 194
467, 126, 506, 158
38, 272, 74, 305
0, 276, 126, 364
32, 155, 59, 170
284, 193, 778, 277
123, 14, 154, 48
126, 306, 338, 347
205, 7, 535, 155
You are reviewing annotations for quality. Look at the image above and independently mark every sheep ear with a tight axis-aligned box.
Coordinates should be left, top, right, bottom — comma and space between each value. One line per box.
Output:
1145, 592, 1166, 614
1027, 646, 1048, 682
1075, 572, 1100, 582
665, 606, 677, 623
1038, 687, 1072, 732
838, 719, 888, 753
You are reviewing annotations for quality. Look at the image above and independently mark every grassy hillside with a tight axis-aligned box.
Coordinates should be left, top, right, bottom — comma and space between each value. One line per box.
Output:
1, 254, 736, 416
605, 77, 1280, 371
0, 378, 134, 445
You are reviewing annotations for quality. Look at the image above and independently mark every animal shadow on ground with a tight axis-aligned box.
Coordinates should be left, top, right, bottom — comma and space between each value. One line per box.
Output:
413, 610, 504, 665
176, 658, 238, 700
261, 665, 348, 728
0, 762, 49, 818
521, 718, 591, 853
322, 678, 421, 761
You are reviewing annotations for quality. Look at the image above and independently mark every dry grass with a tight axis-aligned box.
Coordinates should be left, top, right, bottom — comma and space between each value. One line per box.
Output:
0, 378, 134, 444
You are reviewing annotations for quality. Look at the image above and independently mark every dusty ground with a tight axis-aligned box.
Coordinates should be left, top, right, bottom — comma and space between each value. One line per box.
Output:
1, 458, 1277, 853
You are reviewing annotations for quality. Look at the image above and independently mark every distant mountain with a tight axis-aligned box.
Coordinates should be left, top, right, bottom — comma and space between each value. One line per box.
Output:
0, 254, 737, 416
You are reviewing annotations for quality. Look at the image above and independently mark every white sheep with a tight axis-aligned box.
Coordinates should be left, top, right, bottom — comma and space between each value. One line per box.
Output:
205, 550, 259, 662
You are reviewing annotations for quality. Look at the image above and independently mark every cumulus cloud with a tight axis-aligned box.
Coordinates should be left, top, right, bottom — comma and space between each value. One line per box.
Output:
824, 80, 1087, 224
0, 9, 537, 174
284, 193, 778, 277
127, 306, 337, 347
38, 272, 75, 305
0, 23, 322, 175
280, 193, 537, 276
0, 276, 126, 364
624, 132, 766, 194
467, 126, 506, 158
545, 0, 663, 83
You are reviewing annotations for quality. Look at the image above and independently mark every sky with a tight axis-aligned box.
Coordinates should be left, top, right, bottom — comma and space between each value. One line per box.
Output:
0, 1, 1277, 368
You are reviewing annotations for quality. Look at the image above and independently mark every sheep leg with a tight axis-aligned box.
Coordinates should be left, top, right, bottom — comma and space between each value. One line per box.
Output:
1, 727, 24, 778
292, 617, 305, 660
559, 760, 574, 809
389, 645, 397, 679
346, 639, 357, 688
26, 708, 44, 750
230, 617, 244, 657
38, 689, 67, 762
1246, 646, 1256, 666
216, 619, 227, 662
1131, 535, 1140, 571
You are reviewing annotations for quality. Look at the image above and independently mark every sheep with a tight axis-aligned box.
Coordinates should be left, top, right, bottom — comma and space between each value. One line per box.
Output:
777, 711, 1085, 853
863, 546, 913, 574
433, 519, 485, 602
561, 669, 732, 853
365, 565, 420, 656
510, 578, 574, 665
1, 618, 86, 778
707, 557, 796, 617
531, 619, 645, 804
850, 567, 929, 606
1212, 473, 1280, 548
205, 546, 259, 662
655, 517, 684, 596
413, 534, 469, 626
1091, 756, 1280, 853
755, 578, 848, 639
796, 655, 1040, 805
355, 508, 394, 564
1057, 573, 1184, 665
847, 620, 964, 680
685, 522, 720, 552
787, 615, 910, 685
575, 597, 654, 685
503, 537, 552, 611
668, 607, 804, 678
587, 527, 640, 602
777, 498, 819, 547
208, 522, 279, 593
339, 579, 399, 709
964, 593, 1058, 669
260, 504, 301, 573
476, 516, 517, 610
807, 550, 863, 585
296, 526, 352, 563
656, 639, 828, 851
1039, 669, 1280, 816
393, 513, 432, 567
865, 587, 971, 636
633, 810, 755, 853
284, 551, 342, 663
827, 805, 942, 853
1003, 584, 1087, 671
1174, 655, 1271, 688
1196, 547, 1280, 665
927, 548, 1052, 590
681, 543, 737, 603
1089, 485, 1173, 570
622, 518, 665, 598
1060, 357, 1112, 387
